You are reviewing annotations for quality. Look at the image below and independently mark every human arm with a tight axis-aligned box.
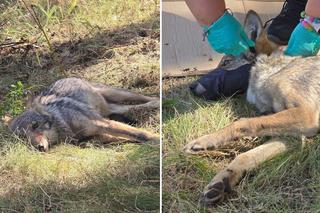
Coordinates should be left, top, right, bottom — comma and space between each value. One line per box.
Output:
185, 0, 254, 56
285, 0, 320, 56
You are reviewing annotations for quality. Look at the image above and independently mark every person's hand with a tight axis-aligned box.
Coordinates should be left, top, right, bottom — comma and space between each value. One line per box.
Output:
204, 12, 254, 56
285, 23, 320, 56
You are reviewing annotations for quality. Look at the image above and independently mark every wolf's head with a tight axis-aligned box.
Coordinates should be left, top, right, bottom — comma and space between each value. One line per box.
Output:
9, 109, 59, 152
216, 10, 281, 71
244, 10, 280, 56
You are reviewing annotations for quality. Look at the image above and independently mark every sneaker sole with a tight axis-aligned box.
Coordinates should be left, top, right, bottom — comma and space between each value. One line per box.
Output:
267, 34, 288, 45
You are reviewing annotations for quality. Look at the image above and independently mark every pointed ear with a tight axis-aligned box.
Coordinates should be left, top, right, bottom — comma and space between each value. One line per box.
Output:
244, 10, 263, 42
32, 97, 45, 114
32, 97, 53, 122
26, 90, 36, 109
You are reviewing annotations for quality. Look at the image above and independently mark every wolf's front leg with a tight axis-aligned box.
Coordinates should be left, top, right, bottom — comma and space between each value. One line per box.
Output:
183, 133, 227, 154
201, 139, 290, 205
96, 134, 129, 143
184, 107, 318, 154
183, 119, 248, 153
94, 119, 159, 143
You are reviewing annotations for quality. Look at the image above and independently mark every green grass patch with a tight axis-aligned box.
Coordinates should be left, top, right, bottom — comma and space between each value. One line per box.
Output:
0, 81, 27, 117
0, 0, 159, 211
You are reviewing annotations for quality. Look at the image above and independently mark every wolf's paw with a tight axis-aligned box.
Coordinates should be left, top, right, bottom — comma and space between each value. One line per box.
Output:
202, 177, 233, 205
148, 100, 160, 108
201, 181, 226, 205
147, 133, 160, 143
183, 136, 218, 154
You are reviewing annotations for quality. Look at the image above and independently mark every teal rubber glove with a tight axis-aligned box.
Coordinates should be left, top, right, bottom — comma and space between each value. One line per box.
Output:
285, 23, 320, 56
203, 11, 255, 56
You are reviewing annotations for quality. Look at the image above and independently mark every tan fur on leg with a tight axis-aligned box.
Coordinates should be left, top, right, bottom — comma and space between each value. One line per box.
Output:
184, 106, 319, 154
202, 138, 290, 204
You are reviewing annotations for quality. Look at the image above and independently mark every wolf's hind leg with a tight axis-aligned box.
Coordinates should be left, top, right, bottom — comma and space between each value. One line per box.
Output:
107, 100, 160, 115
92, 84, 157, 104
92, 119, 159, 143
202, 138, 290, 205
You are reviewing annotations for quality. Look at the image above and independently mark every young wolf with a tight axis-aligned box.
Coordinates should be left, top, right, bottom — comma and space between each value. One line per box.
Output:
184, 10, 320, 204
10, 78, 159, 152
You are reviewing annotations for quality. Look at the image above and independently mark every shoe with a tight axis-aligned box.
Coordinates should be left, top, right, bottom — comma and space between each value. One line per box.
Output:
267, 0, 307, 45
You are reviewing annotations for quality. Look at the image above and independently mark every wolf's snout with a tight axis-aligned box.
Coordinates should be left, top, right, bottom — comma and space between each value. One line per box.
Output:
37, 144, 45, 152
32, 135, 49, 152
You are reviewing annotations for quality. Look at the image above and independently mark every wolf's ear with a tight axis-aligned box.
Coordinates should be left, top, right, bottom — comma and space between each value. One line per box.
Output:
32, 97, 53, 122
26, 91, 36, 109
244, 10, 263, 42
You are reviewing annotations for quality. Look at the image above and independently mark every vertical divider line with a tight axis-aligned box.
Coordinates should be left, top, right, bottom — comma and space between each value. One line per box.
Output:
159, 0, 163, 211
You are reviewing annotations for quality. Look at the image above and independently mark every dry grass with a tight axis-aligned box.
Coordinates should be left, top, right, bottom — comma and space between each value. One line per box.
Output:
162, 77, 320, 212
0, 0, 159, 211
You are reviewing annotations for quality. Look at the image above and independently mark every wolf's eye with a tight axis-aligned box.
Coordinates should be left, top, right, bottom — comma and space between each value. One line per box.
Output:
31, 121, 39, 129
44, 121, 52, 129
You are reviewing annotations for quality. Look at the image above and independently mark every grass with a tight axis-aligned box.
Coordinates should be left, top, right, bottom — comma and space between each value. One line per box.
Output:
0, 0, 159, 212
162, 77, 320, 212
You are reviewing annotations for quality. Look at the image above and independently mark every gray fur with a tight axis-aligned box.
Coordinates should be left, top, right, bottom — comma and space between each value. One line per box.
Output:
9, 78, 159, 151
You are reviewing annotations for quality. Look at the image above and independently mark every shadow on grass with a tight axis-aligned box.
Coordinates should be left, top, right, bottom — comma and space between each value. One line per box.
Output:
0, 143, 160, 212
0, 12, 159, 96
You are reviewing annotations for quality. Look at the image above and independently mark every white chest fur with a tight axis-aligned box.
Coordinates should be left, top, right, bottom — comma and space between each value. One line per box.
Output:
245, 53, 295, 113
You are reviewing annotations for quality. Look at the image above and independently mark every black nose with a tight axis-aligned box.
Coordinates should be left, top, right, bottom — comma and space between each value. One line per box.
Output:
37, 145, 45, 152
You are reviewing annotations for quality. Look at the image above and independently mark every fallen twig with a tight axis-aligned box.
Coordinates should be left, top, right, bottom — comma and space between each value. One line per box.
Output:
0, 41, 39, 49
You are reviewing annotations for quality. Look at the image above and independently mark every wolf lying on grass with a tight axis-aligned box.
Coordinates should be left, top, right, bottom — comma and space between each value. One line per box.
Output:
9, 78, 159, 152
184, 11, 320, 205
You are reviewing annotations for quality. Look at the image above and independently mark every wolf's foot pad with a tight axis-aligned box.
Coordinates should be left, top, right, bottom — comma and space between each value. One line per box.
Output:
201, 181, 226, 205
